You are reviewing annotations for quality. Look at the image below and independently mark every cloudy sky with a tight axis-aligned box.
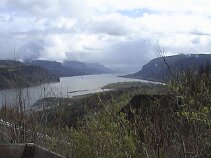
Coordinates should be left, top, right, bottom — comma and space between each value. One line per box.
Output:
0, 0, 211, 72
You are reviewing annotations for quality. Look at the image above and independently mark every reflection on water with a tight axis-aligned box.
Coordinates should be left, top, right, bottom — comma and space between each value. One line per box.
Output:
0, 74, 145, 107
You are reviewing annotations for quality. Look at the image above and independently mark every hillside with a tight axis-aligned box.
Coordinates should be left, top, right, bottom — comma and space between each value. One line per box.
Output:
26, 60, 86, 77
127, 54, 211, 82
0, 60, 59, 89
63, 61, 113, 74
27, 60, 113, 77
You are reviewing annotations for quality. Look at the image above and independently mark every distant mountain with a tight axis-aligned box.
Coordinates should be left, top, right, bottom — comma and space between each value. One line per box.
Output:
127, 54, 211, 82
27, 60, 113, 77
26, 60, 86, 77
63, 61, 87, 70
0, 60, 59, 89
63, 61, 113, 74
86, 63, 113, 73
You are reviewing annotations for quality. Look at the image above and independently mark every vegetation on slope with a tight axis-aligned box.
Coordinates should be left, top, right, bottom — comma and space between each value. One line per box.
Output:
0, 60, 210, 158
68, 65, 211, 158
0, 60, 59, 89
127, 54, 211, 82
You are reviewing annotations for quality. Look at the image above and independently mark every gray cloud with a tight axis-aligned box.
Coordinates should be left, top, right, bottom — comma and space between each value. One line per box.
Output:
0, 34, 14, 59
84, 16, 130, 36
102, 39, 156, 72
17, 39, 44, 60
0, 0, 211, 73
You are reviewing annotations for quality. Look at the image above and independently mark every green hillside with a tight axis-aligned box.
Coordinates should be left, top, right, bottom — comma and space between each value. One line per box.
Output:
0, 60, 59, 89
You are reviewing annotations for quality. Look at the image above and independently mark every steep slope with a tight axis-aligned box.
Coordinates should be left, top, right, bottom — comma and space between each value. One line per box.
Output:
27, 60, 86, 77
85, 63, 113, 74
0, 60, 60, 89
63, 61, 113, 74
127, 54, 211, 82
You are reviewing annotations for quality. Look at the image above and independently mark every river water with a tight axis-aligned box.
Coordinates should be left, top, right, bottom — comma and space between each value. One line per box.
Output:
0, 74, 148, 107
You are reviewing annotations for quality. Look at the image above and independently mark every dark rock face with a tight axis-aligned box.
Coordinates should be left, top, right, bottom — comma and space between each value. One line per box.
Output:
120, 94, 181, 144
120, 94, 177, 122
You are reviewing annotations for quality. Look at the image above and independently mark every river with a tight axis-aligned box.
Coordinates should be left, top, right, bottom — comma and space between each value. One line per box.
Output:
0, 74, 149, 107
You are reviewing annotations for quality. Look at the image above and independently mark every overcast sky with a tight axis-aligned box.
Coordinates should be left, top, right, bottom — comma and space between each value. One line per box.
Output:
0, 0, 211, 72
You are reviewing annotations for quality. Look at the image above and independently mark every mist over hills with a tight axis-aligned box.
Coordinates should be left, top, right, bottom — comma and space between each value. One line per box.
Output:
63, 61, 113, 75
27, 60, 113, 77
26, 60, 85, 77
127, 54, 211, 82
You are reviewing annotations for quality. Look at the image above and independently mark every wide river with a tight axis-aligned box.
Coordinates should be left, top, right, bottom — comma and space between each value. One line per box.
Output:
0, 74, 149, 107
